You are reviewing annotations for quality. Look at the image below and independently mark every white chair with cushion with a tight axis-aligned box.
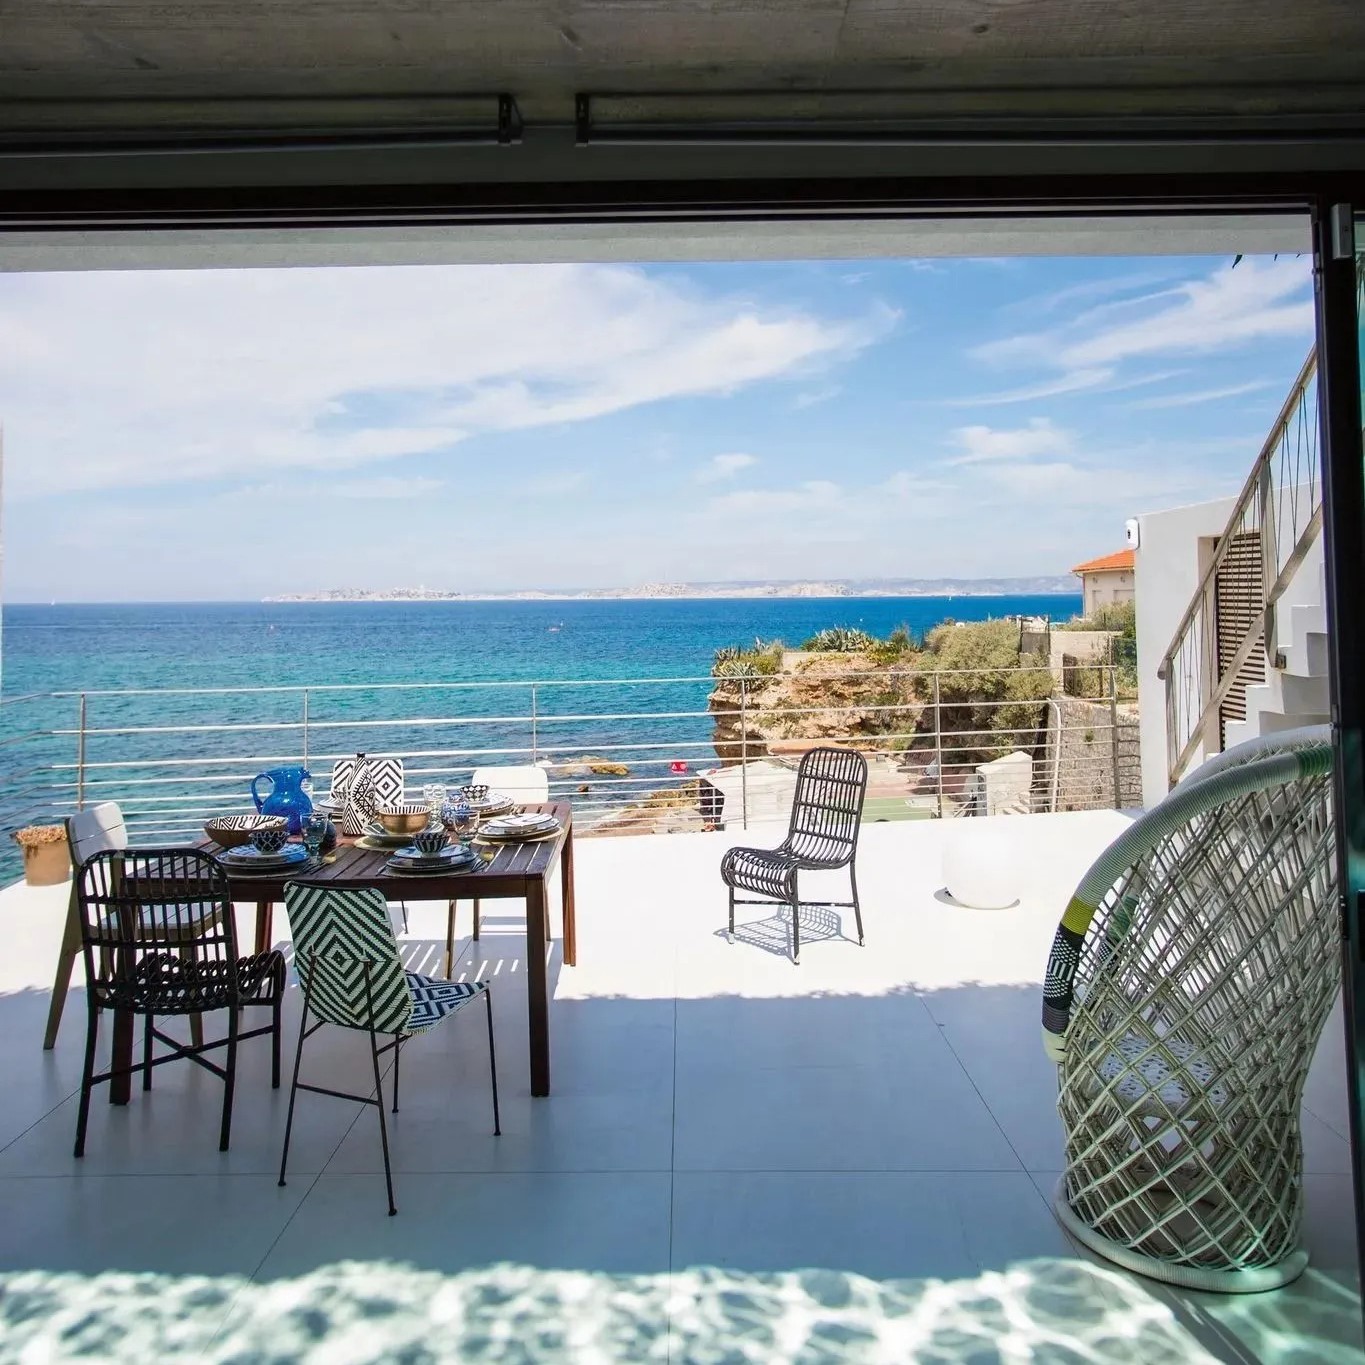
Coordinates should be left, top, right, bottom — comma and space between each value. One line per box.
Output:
46, 802, 220, 1051
456, 765, 553, 944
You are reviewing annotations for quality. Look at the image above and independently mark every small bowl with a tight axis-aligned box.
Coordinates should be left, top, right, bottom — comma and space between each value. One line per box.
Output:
249, 825, 291, 855
413, 827, 449, 856
205, 813, 287, 850
375, 803, 431, 837
461, 784, 490, 803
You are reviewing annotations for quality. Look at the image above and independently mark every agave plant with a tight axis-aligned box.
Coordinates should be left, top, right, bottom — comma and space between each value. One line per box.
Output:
804, 626, 876, 652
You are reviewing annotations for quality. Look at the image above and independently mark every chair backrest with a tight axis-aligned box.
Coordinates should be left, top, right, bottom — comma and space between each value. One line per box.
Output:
66, 802, 128, 864
472, 765, 550, 805
284, 883, 412, 1034
1042, 742, 1337, 1066
76, 847, 238, 1012
784, 747, 869, 865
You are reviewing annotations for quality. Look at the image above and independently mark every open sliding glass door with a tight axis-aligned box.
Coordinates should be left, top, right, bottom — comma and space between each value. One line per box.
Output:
1315, 201, 1365, 1301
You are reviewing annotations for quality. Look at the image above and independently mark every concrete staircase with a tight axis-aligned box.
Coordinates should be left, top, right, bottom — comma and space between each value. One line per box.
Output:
1222, 547, 1331, 750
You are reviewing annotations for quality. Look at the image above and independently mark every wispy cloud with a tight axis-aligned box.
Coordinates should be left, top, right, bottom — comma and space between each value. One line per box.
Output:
792, 386, 841, 410
1126, 380, 1276, 410
945, 418, 1073, 467
522, 470, 589, 497
330, 476, 444, 500
697, 453, 758, 483
941, 368, 1188, 408
0, 265, 894, 500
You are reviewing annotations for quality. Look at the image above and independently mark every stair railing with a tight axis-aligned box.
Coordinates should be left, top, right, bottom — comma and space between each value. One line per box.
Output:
1158, 348, 1321, 788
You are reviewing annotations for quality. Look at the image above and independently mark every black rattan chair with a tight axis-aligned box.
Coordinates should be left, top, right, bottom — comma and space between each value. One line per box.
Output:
720, 746, 869, 963
73, 847, 286, 1157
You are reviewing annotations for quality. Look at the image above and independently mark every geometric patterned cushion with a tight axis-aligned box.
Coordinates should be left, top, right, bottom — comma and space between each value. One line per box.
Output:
403, 973, 488, 1036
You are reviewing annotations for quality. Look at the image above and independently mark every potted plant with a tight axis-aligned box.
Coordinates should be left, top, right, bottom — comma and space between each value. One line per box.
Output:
12, 824, 71, 887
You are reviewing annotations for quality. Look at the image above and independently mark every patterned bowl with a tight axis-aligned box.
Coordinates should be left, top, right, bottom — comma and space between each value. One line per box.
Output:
204, 813, 288, 850
375, 803, 431, 837
461, 784, 490, 803
249, 825, 291, 855
413, 827, 449, 856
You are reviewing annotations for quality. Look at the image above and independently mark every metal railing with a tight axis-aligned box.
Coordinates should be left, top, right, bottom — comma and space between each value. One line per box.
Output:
1158, 347, 1322, 787
0, 664, 1138, 875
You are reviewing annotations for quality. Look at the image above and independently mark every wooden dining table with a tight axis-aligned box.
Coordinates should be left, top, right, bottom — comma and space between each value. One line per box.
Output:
108, 801, 575, 1105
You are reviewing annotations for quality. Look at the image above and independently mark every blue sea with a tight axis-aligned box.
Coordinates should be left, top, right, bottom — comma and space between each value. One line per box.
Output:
0, 595, 1079, 874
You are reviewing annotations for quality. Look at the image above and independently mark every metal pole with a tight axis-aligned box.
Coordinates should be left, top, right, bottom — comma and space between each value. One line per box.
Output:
1109, 664, 1122, 810
73, 693, 88, 811
531, 684, 539, 764
739, 677, 749, 830
933, 672, 944, 820
301, 689, 310, 769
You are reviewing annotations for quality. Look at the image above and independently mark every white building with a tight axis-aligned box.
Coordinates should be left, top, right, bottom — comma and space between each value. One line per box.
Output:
1070, 549, 1136, 616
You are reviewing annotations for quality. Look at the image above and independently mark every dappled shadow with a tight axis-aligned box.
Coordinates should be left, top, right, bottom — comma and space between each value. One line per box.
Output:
5, 1254, 1357, 1364
717, 903, 852, 958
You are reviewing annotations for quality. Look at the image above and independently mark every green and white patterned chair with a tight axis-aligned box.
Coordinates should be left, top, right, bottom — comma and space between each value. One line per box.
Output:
1041, 727, 1338, 1291
280, 882, 500, 1215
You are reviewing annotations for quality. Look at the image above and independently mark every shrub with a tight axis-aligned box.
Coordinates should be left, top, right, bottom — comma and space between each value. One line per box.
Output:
800, 626, 877, 653
712, 637, 783, 678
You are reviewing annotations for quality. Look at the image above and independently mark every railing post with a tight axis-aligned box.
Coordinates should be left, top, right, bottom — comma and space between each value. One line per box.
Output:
739, 677, 749, 830
75, 693, 87, 811
531, 684, 539, 764
1109, 665, 1122, 810
932, 672, 944, 820
301, 689, 310, 770
1258, 454, 1282, 667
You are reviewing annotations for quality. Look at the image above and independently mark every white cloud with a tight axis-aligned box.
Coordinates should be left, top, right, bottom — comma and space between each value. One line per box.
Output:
1126, 380, 1276, 410
0, 264, 892, 499
697, 453, 758, 483
709, 479, 842, 516
945, 418, 1073, 467
330, 476, 444, 500
971, 257, 1312, 373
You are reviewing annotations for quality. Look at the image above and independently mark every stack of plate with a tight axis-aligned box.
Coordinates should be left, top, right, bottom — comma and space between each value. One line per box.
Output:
463, 790, 516, 817
385, 843, 478, 877
478, 811, 561, 843
218, 843, 316, 877
357, 821, 416, 850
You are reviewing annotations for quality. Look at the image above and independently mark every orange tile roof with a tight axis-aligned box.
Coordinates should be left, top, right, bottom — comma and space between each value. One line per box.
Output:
1071, 549, 1135, 575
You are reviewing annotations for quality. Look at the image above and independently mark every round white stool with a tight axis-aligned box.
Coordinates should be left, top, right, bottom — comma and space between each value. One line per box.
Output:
942, 822, 1022, 909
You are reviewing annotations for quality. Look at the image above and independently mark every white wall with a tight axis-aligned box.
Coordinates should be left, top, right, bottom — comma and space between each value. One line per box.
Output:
1134, 495, 1236, 808
1082, 569, 1134, 615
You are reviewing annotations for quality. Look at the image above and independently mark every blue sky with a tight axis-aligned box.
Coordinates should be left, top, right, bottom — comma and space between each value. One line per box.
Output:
0, 252, 1315, 600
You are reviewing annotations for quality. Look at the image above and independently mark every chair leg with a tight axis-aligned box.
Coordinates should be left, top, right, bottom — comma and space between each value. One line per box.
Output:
850, 864, 864, 946
369, 1028, 398, 1216
73, 1003, 99, 1158
727, 885, 735, 941
445, 900, 456, 979
219, 1006, 239, 1152
392, 1035, 401, 1114
271, 991, 282, 1089
400, 901, 409, 935
790, 884, 801, 965
485, 986, 501, 1137
44, 893, 83, 1051
278, 996, 311, 1189
142, 1012, 154, 1091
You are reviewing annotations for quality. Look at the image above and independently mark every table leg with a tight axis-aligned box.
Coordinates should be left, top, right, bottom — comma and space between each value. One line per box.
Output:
526, 878, 550, 1097
254, 900, 273, 956
445, 899, 457, 979
561, 825, 577, 968
110, 1009, 133, 1104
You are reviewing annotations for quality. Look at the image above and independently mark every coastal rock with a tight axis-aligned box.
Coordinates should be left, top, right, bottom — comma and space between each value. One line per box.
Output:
708, 652, 923, 766
550, 755, 631, 778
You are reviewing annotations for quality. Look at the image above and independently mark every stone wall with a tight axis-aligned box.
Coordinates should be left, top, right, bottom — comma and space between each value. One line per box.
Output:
1050, 697, 1142, 811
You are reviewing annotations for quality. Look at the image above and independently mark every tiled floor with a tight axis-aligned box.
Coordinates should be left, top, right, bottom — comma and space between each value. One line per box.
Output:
0, 810, 1359, 1362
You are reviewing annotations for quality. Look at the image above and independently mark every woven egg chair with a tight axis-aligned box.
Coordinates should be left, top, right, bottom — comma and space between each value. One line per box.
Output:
1040, 727, 1338, 1292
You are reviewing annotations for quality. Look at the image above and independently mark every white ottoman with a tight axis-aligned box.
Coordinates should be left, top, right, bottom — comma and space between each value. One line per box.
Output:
942, 822, 1022, 909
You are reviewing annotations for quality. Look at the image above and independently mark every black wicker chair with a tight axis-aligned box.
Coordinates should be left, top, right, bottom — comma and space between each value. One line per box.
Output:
73, 847, 286, 1157
720, 746, 869, 963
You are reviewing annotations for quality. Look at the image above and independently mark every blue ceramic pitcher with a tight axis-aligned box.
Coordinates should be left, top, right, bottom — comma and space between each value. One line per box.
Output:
251, 765, 313, 835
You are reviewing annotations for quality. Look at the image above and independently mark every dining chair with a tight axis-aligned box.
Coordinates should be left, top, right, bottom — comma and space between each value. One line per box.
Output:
72, 847, 286, 1157
720, 746, 869, 963
459, 764, 553, 941
280, 882, 500, 1215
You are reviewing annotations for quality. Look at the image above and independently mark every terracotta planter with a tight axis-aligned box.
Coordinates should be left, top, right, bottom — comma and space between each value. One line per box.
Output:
20, 833, 71, 887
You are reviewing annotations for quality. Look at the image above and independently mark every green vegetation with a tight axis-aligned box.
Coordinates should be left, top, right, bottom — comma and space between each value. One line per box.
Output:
1057, 601, 1137, 696
712, 637, 784, 678
799, 626, 877, 653
914, 619, 1054, 765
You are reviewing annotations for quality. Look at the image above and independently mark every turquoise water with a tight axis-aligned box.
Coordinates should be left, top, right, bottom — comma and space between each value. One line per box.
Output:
0, 595, 1079, 872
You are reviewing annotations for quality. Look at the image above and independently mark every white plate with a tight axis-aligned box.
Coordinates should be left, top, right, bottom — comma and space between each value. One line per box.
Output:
482, 812, 556, 832
390, 845, 471, 864
221, 844, 308, 865
225, 856, 321, 878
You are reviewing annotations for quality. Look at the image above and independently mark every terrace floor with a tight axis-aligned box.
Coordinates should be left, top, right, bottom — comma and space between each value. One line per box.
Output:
0, 811, 1359, 1363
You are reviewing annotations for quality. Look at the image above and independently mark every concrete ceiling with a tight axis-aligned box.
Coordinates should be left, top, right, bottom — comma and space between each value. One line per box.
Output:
2, 0, 1364, 139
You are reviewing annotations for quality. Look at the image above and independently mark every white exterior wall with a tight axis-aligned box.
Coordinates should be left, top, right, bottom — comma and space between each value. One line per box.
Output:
1134, 495, 1237, 809
1081, 568, 1135, 615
